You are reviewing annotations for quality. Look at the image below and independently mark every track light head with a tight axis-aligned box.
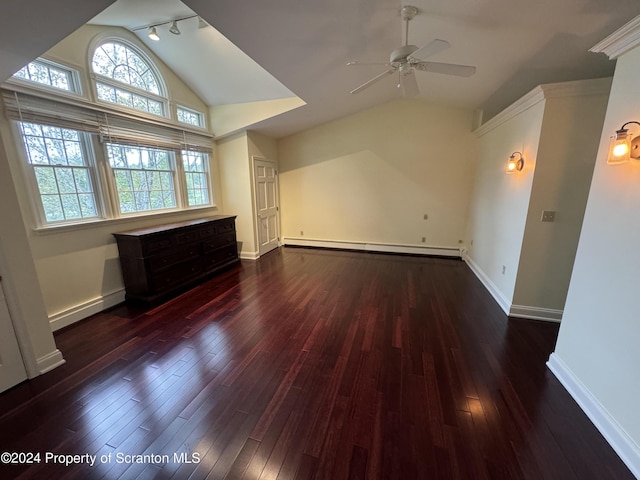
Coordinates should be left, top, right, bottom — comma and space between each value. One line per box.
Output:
169, 20, 180, 35
148, 26, 160, 41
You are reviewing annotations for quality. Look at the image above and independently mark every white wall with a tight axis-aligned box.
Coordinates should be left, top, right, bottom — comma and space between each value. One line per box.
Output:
0, 113, 63, 376
466, 80, 609, 319
550, 36, 640, 475
217, 132, 256, 257
277, 99, 477, 252
465, 98, 543, 309
513, 86, 609, 314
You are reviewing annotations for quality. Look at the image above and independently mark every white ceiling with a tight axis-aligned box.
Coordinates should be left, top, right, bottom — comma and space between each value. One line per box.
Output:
2, 0, 640, 138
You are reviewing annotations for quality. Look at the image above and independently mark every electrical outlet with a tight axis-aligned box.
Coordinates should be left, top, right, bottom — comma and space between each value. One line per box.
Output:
541, 210, 556, 222
300, 230, 304, 236
502, 265, 506, 275
423, 214, 428, 220
421, 237, 426, 243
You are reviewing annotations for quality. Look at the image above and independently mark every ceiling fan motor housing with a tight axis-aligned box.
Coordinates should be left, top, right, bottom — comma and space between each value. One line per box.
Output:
390, 44, 418, 63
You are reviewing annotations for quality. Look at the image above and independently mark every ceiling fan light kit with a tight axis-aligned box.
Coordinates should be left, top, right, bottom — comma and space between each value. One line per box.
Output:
348, 5, 476, 97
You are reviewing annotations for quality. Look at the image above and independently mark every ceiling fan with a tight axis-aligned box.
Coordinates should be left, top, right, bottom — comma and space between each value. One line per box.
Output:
348, 5, 476, 97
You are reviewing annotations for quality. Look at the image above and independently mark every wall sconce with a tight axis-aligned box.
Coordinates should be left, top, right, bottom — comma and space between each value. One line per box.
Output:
608, 121, 640, 165
506, 152, 524, 173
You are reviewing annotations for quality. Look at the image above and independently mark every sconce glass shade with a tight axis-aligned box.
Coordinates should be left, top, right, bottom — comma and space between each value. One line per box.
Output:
608, 129, 631, 165
608, 121, 640, 165
506, 152, 524, 173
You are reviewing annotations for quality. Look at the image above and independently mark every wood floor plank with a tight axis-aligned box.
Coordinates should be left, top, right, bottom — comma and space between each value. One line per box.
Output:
0, 247, 633, 480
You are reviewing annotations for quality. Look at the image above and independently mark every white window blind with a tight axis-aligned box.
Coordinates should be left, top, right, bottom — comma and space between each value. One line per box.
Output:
2, 88, 213, 154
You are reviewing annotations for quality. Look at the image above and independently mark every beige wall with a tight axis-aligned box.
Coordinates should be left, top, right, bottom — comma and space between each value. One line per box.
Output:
552, 40, 640, 468
277, 99, 477, 250
46, 25, 209, 115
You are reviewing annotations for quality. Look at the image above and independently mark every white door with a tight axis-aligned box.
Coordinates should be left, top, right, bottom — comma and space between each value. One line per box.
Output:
253, 158, 280, 256
0, 277, 28, 392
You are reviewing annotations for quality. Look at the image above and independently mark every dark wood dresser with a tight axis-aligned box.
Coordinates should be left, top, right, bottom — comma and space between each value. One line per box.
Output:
113, 215, 239, 303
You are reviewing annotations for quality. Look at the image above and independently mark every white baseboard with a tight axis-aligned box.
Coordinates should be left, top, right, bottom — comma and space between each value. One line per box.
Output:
240, 251, 259, 260
36, 349, 65, 375
462, 253, 510, 314
282, 237, 461, 258
49, 289, 125, 332
509, 305, 563, 322
547, 353, 640, 478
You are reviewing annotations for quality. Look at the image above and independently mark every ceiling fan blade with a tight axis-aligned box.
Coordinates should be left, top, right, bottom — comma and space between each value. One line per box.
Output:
350, 68, 395, 94
347, 61, 391, 67
400, 69, 419, 97
408, 39, 450, 61
414, 61, 476, 77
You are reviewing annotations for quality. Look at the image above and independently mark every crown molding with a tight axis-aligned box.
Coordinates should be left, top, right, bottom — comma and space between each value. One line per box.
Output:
474, 78, 612, 137
590, 15, 640, 59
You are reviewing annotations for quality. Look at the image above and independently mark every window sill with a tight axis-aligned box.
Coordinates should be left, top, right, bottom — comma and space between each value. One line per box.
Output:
32, 205, 220, 236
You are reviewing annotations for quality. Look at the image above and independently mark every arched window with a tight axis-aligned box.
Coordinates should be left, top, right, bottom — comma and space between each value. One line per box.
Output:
91, 41, 167, 117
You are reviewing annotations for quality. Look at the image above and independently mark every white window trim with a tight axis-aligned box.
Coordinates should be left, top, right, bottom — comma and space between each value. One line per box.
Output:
105, 143, 180, 215
8, 57, 84, 98
176, 104, 207, 130
89, 37, 169, 119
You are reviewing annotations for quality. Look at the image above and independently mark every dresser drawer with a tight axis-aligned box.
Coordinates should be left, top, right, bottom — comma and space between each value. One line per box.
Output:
151, 258, 203, 291
202, 232, 236, 253
203, 245, 238, 271
143, 234, 175, 255
148, 244, 200, 273
176, 229, 199, 245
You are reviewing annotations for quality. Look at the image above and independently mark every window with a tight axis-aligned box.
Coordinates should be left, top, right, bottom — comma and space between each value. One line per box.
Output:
3, 35, 214, 228
177, 105, 205, 128
12, 58, 80, 94
91, 41, 166, 116
106, 144, 176, 214
19, 122, 99, 223
182, 150, 210, 206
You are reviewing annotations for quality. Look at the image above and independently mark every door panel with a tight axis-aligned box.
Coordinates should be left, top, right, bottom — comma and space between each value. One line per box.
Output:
254, 159, 280, 256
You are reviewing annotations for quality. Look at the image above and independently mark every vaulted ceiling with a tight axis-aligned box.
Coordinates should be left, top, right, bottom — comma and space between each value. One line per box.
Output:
2, 0, 640, 138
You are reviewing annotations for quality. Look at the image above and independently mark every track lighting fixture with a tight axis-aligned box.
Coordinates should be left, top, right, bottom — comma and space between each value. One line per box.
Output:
148, 26, 160, 41
135, 15, 208, 41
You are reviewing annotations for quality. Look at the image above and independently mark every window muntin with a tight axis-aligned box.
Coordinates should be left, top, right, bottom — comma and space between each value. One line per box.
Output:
182, 150, 210, 206
177, 106, 205, 128
91, 42, 166, 116
19, 122, 99, 223
106, 144, 176, 214
96, 83, 163, 116
12, 59, 80, 93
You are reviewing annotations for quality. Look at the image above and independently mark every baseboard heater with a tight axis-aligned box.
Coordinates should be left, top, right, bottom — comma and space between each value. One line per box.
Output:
282, 237, 461, 258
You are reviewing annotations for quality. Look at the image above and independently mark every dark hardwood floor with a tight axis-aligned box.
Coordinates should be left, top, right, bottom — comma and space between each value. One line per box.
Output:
0, 247, 632, 479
